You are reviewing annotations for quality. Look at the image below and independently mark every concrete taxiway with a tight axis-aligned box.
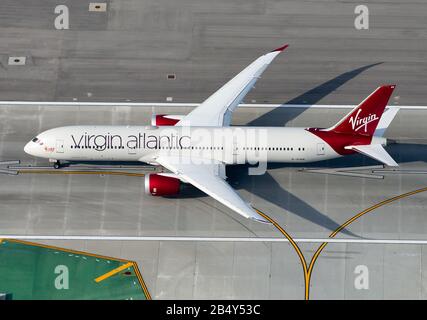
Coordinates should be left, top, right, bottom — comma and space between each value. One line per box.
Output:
0, 0, 426, 299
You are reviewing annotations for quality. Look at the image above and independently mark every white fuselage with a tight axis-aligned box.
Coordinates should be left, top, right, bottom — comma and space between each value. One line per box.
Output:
24, 125, 340, 164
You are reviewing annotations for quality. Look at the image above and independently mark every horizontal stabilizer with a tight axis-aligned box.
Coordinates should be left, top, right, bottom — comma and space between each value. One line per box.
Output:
345, 144, 398, 167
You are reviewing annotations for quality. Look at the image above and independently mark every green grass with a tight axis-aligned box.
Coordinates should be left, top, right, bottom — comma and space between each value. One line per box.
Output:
0, 240, 147, 300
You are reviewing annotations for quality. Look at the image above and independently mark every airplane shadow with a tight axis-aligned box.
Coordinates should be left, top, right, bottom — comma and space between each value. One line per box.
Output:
247, 63, 383, 127
226, 165, 358, 236
231, 142, 426, 235
127, 142, 427, 236
165, 62, 422, 235
172, 168, 356, 236
220, 63, 382, 234
174, 141, 426, 237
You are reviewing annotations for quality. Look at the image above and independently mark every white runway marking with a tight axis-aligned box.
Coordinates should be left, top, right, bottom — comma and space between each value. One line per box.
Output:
3, 235, 427, 245
0, 101, 426, 110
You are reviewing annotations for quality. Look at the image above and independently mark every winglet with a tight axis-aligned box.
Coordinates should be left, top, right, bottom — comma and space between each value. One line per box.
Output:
271, 44, 289, 52
250, 216, 272, 224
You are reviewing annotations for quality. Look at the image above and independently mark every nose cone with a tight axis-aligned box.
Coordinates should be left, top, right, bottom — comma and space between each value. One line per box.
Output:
24, 141, 39, 156
24, 141, 32, 155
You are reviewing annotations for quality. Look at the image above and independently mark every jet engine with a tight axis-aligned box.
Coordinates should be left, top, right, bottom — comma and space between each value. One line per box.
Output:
151, 114, 184, 126
144, 173, 181, 196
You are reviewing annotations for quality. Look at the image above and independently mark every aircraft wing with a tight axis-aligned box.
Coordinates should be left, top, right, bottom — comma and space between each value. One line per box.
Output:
154, 155, 270, 223
176, 44, 289, 127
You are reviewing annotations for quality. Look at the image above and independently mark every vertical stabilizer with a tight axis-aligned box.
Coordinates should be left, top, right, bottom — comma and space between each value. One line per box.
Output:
328, 85, 396, 136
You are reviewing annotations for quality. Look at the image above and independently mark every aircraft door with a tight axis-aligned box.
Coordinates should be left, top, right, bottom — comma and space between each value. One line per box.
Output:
317, 143, 325, 155
127, 144, 137, 155
56, 140, 64, 153
233, 137, 238, 156
232, 136, 243, 164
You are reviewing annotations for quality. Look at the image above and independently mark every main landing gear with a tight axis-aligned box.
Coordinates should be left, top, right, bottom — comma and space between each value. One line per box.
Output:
53, 161, 61, 169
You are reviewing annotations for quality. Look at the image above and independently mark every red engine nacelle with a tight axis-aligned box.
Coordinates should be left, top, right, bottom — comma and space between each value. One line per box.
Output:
151, 114, 184, 126
144, 173, 181, 196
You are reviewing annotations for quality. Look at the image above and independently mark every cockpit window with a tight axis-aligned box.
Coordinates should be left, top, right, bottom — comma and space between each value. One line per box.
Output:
32, 137, 39, 143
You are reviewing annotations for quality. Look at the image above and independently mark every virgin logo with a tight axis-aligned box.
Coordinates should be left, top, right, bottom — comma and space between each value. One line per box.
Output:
349, 109, 379, 133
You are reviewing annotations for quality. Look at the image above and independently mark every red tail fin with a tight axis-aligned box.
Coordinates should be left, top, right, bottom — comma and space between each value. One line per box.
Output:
328, 85, 396, 136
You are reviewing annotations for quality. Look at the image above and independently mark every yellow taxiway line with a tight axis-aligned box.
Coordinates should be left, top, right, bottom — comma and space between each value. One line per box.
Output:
305, 186, 427, 299
132, 262, 152, 300
255, 208, 309, 296
257, 186, 427, 300
95, 262, 134, 283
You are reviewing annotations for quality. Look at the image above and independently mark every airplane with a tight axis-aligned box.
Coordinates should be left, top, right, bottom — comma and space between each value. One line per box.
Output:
24, 44, 399, 223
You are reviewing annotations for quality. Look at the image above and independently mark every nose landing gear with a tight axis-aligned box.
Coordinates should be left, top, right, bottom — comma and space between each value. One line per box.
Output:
53, 161, 61, 169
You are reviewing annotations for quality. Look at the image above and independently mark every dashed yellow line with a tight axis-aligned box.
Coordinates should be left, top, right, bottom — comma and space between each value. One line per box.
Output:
95, 262, 133, 283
